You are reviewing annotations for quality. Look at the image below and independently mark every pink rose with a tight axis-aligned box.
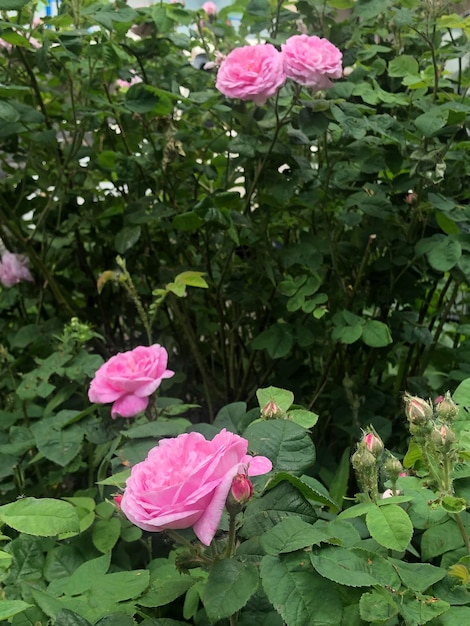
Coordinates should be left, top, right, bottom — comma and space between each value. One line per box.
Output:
0, 251, 34, 287
121, 429, 272, 545
281, 34, 342, 89
216, 43, 286, 106
88, 344, 174, 418
202, 1, 217, 15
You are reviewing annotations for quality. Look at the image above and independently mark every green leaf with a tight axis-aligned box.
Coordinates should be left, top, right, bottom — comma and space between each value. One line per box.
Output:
388, 558, 446, 593
174, 271, 208, 289
366, 503, 413, 551
202, 560, 258, 623
421, 518, 463, 560
427, 237, 462, 271
435, 606, 470, 625
287, 409, 319, 428
94, 615, 135, 626
213, 402, 252, 435
0, 0, 31, 7
260, 554, 342, 626
338, 502, 374, 520
328, 447, 350, 513
415, 109, 449, 137
30, 412, 84, 467
260, 517, 330, 555
0, 601, 32, 621
332, 323, 363, 344
55, 609, 92, 626
388, 55, 419, 77
242, 481, 317, 537
267, 473, 338, 509
251, 324, 294, 359
114, 226, 141, 253
139, 563, 195, 608
0, 101, 21, 123
92, 518, 121, 553
361, 321, 392, 348
244, 420, 315, 475
399, 592, 449, 625
256, 387, 294, 413
96, 469, 131, 487
441, 496, 467, 513
360, 589, 399, 622
0, 498, 79, 536
310, 546, 400, 588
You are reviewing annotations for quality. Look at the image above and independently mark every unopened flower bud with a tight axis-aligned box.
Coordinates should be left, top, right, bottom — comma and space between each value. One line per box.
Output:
262, 400, 283, 419
114, 494, 123, 508
361, 432, 384, 457
435, 392, 459, 423
384, 456, 403, 481
230, 473, 253, 505
352, 448, 376, 472
430, 424, 455, 447
404, 394, 433, 424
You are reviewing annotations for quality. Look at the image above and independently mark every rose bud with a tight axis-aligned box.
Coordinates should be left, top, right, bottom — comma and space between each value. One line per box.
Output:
435, 392, 459, 423
404, 394, 433, 424
361, 432, 384, 457
230, 473, 253, 505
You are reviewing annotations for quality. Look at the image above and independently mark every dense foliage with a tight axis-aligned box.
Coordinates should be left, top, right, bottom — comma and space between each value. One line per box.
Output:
2, 0, 470, 623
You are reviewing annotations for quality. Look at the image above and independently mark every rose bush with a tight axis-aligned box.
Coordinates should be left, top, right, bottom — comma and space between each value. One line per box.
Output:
215, 43, 286, 105
121, 429, 272, 545
88, 344, 174, 418
0, 250, 33, 287
281, 34, 342, 89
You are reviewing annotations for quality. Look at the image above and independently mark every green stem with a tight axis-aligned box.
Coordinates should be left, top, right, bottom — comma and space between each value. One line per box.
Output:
224, 513, 238, 559
454, 513, 470, 559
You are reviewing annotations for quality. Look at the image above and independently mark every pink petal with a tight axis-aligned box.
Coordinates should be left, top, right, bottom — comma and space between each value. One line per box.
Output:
243, 455, 272, 476
111, 394, 149, 418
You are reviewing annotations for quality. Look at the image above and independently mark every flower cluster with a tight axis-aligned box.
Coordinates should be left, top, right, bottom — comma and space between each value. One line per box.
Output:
120, 429, 272, 545
0, 251, 34, 288
215, 35, 342, 105
89, 344, 272, 546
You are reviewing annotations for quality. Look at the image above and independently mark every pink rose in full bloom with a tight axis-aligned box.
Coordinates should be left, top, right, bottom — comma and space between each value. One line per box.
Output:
202, 1, 217, 15
0, 251, 34, 287
281, 34, 342, 89
121, 429, 272, 545
88, 344, 174, 418
216, 43, 286, 105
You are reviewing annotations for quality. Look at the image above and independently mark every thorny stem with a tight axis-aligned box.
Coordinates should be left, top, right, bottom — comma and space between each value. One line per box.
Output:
224, 513, 238, 559
453, 513, 470, 560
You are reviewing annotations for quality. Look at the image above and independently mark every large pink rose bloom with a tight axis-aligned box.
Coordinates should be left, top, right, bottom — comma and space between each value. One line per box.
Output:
216, 43, 286, 105
281, 34, 342, 89
0, 251, 34, 287
88, 344, 174, 418
121, 429, 272, 545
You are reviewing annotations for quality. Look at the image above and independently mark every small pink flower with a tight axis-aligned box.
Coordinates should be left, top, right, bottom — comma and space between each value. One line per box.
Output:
231, 473, 253, 504
202, 1, 217, 16
114, 495, 123, 507
216, 43, 286, 106
116, 73, 142, 90
281, 34, 342, 89
121, 429, 272, 545
88, 344, 174, 418
0, 251, 34, 287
